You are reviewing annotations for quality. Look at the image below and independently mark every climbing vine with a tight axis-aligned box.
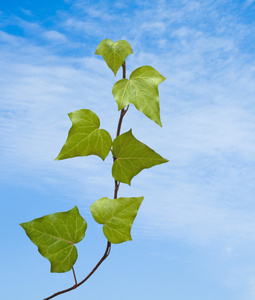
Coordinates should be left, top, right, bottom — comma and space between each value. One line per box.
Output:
20, 39, 168, 299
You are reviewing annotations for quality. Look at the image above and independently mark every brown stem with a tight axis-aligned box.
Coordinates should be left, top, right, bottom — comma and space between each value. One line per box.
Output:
122, 60, 126, 79
114, 180, 120, 199
44, 61, 128, 300
116, 106, 129, 138
44, 242, 111, 300
72, 267, 77, 286
113, 61, 128, 198
116, 62, 128, 138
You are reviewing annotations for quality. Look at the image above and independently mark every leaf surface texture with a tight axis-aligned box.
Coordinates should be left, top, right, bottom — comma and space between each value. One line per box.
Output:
112, 130, 168, 185
112, 66, 166, 126
20, 206, 87, 273
95, 39, 133, 75
55, 109, 112, 161
90, 197, 143, 244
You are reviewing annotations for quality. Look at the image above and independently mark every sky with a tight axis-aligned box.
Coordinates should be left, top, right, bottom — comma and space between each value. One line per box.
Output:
1, 0, 255, 299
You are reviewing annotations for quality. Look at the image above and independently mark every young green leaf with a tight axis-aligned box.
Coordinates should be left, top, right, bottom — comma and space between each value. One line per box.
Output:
95, 39, 133, 75
55, 109, 112, 161
112, 66, 166, 126
20, 206, 87, 273
112, 129, 168, 185
90, 197, 143, 244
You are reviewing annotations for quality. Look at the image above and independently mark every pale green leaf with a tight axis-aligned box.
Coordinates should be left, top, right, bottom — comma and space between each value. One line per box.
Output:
20, 206, 87, 273
112, 66, 166, 126
90, 197, 143, 244
112, 130, 168, 185
95, 39, 133, 75
55, 109, 112, 161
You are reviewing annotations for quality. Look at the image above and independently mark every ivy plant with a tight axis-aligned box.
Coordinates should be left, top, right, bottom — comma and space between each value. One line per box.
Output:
20, 38, 168, 300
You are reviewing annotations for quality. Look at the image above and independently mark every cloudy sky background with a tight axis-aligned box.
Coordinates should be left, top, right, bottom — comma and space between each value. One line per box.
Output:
1, 0, 255, 299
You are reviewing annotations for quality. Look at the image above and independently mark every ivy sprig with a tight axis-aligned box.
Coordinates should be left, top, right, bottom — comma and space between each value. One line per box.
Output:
21, 39, 167, 299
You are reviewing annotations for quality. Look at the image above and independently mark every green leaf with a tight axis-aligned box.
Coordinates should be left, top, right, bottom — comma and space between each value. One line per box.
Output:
112, 130, 168, 185
55, 109, 112, 161
112, 66, 166, 126
20, 206, 87, 273
95, 39, 133, 76
90, 197, 143, 244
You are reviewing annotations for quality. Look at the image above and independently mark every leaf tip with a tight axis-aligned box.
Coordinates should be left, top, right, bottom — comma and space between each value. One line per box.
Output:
54, 153, 63, 161
155, 118, 163, 127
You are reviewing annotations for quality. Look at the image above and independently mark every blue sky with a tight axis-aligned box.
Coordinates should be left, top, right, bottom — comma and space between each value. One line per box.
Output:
1, 0, 255, 299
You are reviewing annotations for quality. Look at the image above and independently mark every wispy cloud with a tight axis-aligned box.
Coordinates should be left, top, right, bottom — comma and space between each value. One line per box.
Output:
244, 0, 255, 8
42, 30, 67, 43
1, 0, 255, 253
1, 1, 255, 298
20, 8, 33, 16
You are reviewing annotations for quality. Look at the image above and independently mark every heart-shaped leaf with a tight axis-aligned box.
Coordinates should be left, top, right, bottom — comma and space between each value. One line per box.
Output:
112, 66, 166, 126
95, 39, 133, 75
90, 197, 143, 244
55, 109, 112, 161
20, 206, 87, 273
112, 129, 168, 185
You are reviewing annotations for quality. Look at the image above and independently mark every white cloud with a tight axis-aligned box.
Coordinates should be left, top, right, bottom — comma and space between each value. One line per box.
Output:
244, 0, 255, 8
20, 8, 33, 16
1, 2, 255, 298
42, 30, 67, 43
140, 21, 166, 33
1, 0, 255, 253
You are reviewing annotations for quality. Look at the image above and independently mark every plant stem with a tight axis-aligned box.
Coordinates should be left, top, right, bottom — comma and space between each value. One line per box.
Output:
44, 61, 128, 300
44, 242, 111, 300
116, 62, 128, 138
116, 105, 129, 138
114, 61, 128, 198
122, 60, 126, 79
72, 267, 77, 285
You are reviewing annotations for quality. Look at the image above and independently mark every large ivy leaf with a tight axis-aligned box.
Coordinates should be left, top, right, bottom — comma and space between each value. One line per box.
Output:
55, 109, 112, 161
90, 197, 143, 244
20, 206, 87, 273
112, 130, 168, 185
95, 39, 133, 75
112, 66, 166, 126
